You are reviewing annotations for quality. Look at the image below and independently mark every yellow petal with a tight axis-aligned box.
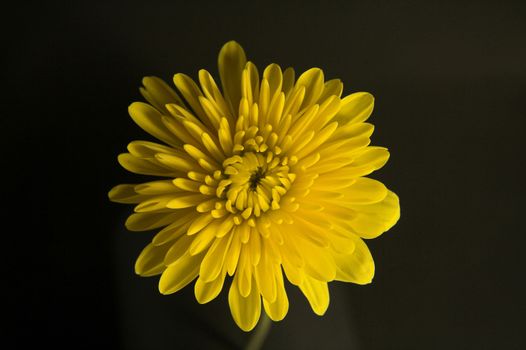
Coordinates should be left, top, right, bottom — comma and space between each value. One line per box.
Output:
198, 69, 231, 120
125, 211, 180, 232
117, 153, 177, 177
351, 146, 390, 172
228, 274, 261, 332
295, 68, 324, 109
237, 246, 252, 297
194, 269, 227, 304
173, 73, 209, 127
154, 153, 196, 173
334, 92, 374, 125
281, 256, 304, 286
325, 147, 390, 180
328, 121, 374, 144
108, 184, 145, 204
317, 79, 343, 102
226, 228, 242, 276
348, 190, 400, 239
135, 180, 181, 195
333, 234, 375, 284
312, 95, 341, 131
134, 195, 174, 213
152, 221, 191, 246
163, 234, 194, 265
218, 41, 247, 116
187, 213, 214, 235
241, 61, 260, 105
128, 102, 180, 147
298, 275, 330, 316
263, 64, 283, 104
341, 177, 388, 204
134, 242, 171, 276
282, 67, 295, 96
140, 76, 184, 115
263, 266, 289, 321
254, 252, 277, 303
166, 193, 209, 209
294, 235, 336, 281
159, 252, 203, 294
188, 222, 220, 255
127, 140, 177, 158
199, 234, 233, 282
172, 178, 201, 192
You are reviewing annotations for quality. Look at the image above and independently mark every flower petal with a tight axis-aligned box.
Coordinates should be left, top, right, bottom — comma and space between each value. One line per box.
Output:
173, 73, 209, 126
263, 266, 289, 321
125, 211, 180, 232
199, 234, 233, 282
296, 68, 324, 109
333, 234, 375, 284
108, 184, 145, 204
282, 67, 295, 96
117, 153, 177, 177
128, 102, 180, 147
218, 41, 247, 116
166, 193, 209, 209
164, 233, 194, 265
334, 92, 374, 125
140, 76, 185, 115
228, 274, 261, 332
194, 269, 227, 304
159, 252, 203, 294
317, 79, 343, 102
348, 190, 400, 239
299, 275, 330, 316
294, 235, 336, 282
134, 242, 171, 276
341, 177, 388, 204
263, 64, 283, 104
254, 252, 277, 303
198, 69, 231, 120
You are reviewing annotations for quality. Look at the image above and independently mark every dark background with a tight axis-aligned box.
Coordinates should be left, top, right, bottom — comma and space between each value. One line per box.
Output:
4, 0, 526, 349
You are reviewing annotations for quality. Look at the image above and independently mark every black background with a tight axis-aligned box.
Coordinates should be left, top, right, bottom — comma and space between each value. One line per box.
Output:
5, 1, 526, 349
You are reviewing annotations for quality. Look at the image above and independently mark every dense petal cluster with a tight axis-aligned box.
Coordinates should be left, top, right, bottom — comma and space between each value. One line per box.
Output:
109, 41, 400, 331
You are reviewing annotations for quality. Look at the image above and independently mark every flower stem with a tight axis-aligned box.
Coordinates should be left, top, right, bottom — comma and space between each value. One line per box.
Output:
245, 313, 272, 350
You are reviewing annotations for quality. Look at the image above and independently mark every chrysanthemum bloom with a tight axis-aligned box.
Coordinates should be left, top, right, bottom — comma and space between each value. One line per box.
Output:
109, 41, 400, 331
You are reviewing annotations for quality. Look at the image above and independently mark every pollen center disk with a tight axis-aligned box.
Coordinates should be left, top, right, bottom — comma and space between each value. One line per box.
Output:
215, 151, 295, 220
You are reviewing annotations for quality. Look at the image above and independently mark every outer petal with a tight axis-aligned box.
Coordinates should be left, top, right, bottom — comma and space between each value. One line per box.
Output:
128, 102, 180, 147
218, 41, 247, 115
348, 190, 400, 239
298, 275, 330, 316
125, 211, 181, 231
341, 177, 388, 205
140, 76, 185, 115
199, 234, 233, 282
108, 184, 146, 204
333, 234, 375, 284
117, 153, 177, 177
295, 68, 325, 109
334, 92, 374, 125
228, 274, 261, 332
194, 269, 227, 304
159, 252, 203, 294
263, 266, 289, 321
134, 242, 171, 276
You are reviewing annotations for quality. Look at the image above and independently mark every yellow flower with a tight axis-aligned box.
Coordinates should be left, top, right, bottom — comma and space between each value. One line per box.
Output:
109, 41, 400, 331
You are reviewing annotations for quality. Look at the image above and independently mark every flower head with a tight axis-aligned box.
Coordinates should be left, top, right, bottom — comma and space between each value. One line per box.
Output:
109, 41, 400, 331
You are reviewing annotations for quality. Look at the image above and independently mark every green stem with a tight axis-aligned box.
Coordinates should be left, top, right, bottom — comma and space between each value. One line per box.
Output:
245, 313, 272, 350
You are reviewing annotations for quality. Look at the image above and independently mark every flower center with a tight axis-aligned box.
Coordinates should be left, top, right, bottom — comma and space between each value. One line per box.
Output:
216, 151, 294, 220
248, 166, 264, 190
